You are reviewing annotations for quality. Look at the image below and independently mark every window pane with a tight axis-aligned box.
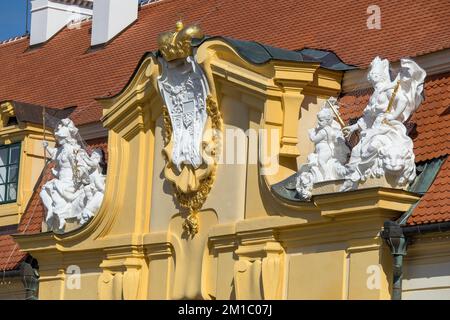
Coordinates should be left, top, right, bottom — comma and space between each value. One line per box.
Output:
0, 185, 5, 202
0, 167, 6, 184
7, 183, 17, 202
9, 145, 20, 164
8, 165, 18, 183
0, 149, 7, 166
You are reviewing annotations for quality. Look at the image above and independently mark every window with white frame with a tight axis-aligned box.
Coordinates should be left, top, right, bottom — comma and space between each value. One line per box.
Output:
0, 143, 20, 204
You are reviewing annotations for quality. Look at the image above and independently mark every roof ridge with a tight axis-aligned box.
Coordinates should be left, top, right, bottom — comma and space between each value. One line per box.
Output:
140, 0, 164, 8
0, 35, 28, 47
66, 15, 93, 28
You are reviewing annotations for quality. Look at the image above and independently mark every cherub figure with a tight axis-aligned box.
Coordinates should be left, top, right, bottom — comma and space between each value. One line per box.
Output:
296, 100, 350, 200
308, 107, 349, 180
78, 149, 106, 224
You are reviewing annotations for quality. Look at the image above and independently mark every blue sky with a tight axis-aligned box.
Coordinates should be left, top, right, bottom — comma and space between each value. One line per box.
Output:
0, 0, 30, 41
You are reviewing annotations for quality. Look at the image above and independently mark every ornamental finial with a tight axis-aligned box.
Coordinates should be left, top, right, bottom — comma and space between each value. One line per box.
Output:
157, 21, 204, 61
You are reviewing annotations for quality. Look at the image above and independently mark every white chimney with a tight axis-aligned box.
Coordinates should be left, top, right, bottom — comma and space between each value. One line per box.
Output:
30, 0, 93, 46
91, 0, 139, 46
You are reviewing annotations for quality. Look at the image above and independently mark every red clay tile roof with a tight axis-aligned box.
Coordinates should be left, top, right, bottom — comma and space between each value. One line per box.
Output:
410, 73, 450, 162
0, 0, 449, 125
407, 157, 450, 225
0, 138, 107, 271
0, 234, 26, 271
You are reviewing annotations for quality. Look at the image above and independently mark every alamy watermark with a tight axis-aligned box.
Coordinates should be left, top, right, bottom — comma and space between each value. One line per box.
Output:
202, 127, 280, 176
367, 5, 381, 29
66, 265, 81, 290
366, 264, 381, 290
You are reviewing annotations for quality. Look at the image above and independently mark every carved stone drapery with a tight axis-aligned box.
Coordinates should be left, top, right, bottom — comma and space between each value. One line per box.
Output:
233, 238, 285, 300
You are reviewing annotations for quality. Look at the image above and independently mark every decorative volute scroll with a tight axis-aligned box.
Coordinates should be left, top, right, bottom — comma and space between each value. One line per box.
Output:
157, 22, 222, 237
40, 118, 106, 233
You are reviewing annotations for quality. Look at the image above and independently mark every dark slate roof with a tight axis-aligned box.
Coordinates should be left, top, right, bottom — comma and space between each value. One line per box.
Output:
6, 101, 76, 127
271, 157, 445, 204
192, 36, 357, 71
296, 48, 358, 71
271, 173, 302, 202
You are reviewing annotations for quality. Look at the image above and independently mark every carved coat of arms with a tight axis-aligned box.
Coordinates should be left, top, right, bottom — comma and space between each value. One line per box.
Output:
157, 56, 209, 172
156, 22, 222, 236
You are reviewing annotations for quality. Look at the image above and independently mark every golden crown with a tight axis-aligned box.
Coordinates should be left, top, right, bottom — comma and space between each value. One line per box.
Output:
157, 21, 204, 61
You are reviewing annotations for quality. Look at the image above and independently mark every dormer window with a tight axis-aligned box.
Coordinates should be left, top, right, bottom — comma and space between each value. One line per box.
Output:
0, 143, 21, 204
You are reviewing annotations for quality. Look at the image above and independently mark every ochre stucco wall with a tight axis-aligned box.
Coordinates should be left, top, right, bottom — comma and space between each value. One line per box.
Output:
13, 39, 420, 300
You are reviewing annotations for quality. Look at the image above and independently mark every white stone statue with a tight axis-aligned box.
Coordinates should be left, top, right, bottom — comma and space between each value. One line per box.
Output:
40, 118, 106, 232
157, 56, 209, 172
340, 57, 426, 191
296, 100, 350, 200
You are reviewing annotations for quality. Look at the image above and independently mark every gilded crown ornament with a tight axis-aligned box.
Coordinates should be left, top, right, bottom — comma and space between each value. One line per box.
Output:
157, 21, 204, 61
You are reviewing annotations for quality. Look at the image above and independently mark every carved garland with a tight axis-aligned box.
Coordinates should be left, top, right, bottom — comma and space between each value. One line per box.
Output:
162, 96, 222, 236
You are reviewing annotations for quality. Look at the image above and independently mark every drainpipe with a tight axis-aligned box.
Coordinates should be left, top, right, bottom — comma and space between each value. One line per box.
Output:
380, 157, 446, 300
381, 219, 450, 300
20, 261, 40, 300
380, 220, 408, 300
402, 221, 450, 236
1, 269, 22, 280
1, 262, 39, 300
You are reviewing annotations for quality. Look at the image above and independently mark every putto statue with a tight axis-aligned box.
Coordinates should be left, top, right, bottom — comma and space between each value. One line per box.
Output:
40, 118, 106, 232
296, 98, 350, 200
340, 57, 426, 191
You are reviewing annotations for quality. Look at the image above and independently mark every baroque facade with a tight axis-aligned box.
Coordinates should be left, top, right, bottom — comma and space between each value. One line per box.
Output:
0, 0, 449, 300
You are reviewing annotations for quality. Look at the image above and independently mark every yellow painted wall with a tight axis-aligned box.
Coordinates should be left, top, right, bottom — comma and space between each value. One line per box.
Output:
13, 39, 421, 300
0, 105, 54, 227
288, 250, 346, 299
